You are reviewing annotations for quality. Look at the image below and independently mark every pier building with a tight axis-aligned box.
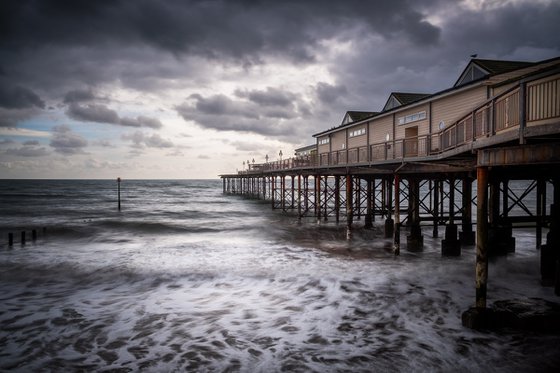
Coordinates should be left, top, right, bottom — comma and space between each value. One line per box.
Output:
220, 56, 560, 326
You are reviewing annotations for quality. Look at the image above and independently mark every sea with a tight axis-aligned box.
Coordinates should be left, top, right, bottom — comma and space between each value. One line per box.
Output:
0, 179, 559, 372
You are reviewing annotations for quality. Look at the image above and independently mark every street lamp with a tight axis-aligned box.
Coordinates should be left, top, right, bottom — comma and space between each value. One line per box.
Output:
242, 161, 245, 171
265, 154, 269, 163
252, 158, 255, 164
279, 150, 283, 162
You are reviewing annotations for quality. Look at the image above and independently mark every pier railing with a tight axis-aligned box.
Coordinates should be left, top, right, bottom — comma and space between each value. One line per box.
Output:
240, 72, 559, 174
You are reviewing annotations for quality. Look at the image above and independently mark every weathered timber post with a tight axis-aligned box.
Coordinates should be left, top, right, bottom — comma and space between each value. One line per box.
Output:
541, 178, 560, 288
323, 175, 328, 221
460, 177, 475, 245
291, 176, 295, 209
117, 177, 122, 211
476, 166, 489, 308
536, 178, 546, 250
315, 175, 321, 222
433, 179, 439, 238
355, 179, 361, 220
271, 175, 276, 209
365, 178, 373, 228
21, 231, 26, 246
442, 177, 461, 256
334, 176, 340, 223
280, 175, 286, 211
223, 178, 226, 193
393, 174, 401, 255
32, 229, 37, 241
304, 176, 309, 214
297, 174, 302, 220
407, 178, 424, 252
346, 174, 353, 239
385, 177, 394, 238
8, 233, 13, 246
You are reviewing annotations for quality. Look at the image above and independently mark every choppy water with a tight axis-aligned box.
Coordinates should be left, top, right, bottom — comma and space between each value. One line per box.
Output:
0, 179, 559, 372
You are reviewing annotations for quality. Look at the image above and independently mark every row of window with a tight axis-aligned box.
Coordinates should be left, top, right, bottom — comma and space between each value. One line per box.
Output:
349, 128, 366, 137
398, 111, 426, 125
319, 138, 330, 145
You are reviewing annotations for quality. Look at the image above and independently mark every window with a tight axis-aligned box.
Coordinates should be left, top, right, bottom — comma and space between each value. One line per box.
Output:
319, 138, 330, 145
348, 128, 366, 137
398, 111, 426, 125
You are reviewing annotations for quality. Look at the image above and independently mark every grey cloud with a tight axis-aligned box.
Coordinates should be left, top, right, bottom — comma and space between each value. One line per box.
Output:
0, 107, 44, 127
120, 116, 163, 129
235, 87, 296, 107
176, 92, 311, 139
50, 125, 88, 154
315, 83, 348, 104
0, 84, 45, 109
6, 146, 49, 157
23, 140, 39, 146
67, 103, 163, 129
63, 88, 96, 103
122, 131, 174, 148
1, 1, 442, 65
67, 103, 119, 124
0, 139, 15, 145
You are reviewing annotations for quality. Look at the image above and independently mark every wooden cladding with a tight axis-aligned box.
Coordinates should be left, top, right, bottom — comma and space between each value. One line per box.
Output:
528, 77, 560, 121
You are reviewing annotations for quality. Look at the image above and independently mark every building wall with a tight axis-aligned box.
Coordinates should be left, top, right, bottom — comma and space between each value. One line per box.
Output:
331, 130, 347, 152
347, 125, 368, 148
317, 136, 330, 155
431, 86, 486, 134
368, 115, 393, 144
395, 104, 430, 138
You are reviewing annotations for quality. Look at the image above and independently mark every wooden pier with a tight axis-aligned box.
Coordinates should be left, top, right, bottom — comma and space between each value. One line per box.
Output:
221, 57, 560, 328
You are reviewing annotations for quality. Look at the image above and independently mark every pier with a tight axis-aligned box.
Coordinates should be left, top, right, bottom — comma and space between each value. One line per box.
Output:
220, 57, 560, 328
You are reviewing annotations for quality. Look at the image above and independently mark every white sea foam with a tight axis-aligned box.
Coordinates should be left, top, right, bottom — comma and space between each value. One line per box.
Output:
1, 180, 559, 372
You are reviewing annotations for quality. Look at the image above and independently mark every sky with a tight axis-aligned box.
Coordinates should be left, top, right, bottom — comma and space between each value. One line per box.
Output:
0, 0, 559, 179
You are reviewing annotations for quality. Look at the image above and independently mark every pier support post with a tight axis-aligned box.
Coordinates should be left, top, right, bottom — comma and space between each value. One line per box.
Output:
393, 174, 400, 255
334, 176, 340, 224
271, 176, 276, 209
365, 178, 373, 228
8, 233, 13, 246
476, 166, 489, 308
536, 178, 545, 250
346, 174, 353, 239
384, 177, 394, 238
442, 178, 461, 256
297, 175, 302, 220
315, 175, 321, 222
21, 231, 26, 246
460, 177, 476, 245
407, 178, 424, 252
433, 179, 439, 238
323, 176, 328, 221
488, 179, 515, 255
541, 178, 560, 289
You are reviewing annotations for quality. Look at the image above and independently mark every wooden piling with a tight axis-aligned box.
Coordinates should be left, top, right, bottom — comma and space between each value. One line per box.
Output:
476, 166, 489, 309
346, 174, 353, 239
32, 229, 37, 241
21, 231, 26, 246
117, 177, 121, 211
393, 174, 400, 255
8, 233, 13, 246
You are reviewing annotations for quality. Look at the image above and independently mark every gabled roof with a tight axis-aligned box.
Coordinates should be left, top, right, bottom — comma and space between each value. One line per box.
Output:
341, 111, 378, 125
382, 92, 431, 111
454, 59, 533, 87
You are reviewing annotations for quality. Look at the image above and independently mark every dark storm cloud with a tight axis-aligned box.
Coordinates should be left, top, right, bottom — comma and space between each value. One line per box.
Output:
50, 125, 88, 154
0, 84, 45, 109
176, 91, 308, 139
235, 87, 297, 107
63, 89, 96, 104
0, 1, 442, 59
67, 103, 163, 129
315, 83, 348, 104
